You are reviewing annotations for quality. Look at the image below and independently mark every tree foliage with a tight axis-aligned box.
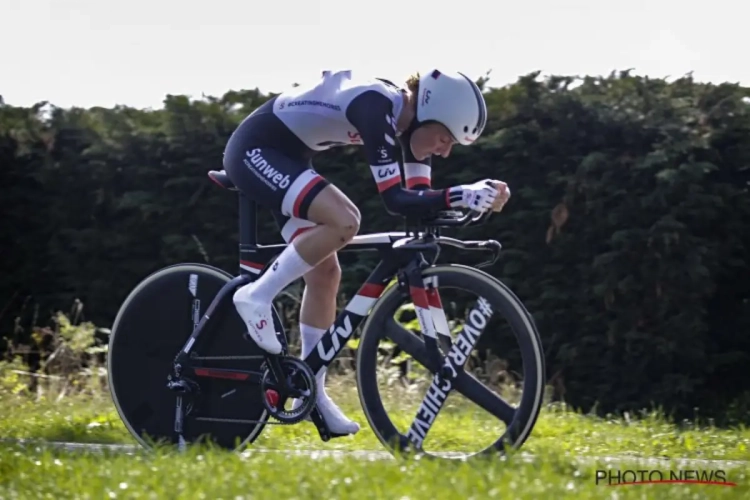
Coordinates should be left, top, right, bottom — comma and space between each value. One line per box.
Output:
2, 71, 749, 424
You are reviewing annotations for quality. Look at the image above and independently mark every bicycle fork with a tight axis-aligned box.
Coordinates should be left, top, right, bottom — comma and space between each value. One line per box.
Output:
400, 261, 480, 452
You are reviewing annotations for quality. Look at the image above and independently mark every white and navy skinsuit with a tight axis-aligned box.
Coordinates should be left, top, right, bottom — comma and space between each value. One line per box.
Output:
222, 69, 463, 242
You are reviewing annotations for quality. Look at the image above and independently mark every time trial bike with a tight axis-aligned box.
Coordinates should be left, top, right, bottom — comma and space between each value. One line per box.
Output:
107, 169, 546, 460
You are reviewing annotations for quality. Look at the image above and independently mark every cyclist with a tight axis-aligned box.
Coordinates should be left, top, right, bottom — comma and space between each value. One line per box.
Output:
223, 68, 511, 435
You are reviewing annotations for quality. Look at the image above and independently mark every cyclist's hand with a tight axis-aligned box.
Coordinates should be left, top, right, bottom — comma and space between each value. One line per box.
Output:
450, 179, 499, 212
487, 180, 511, 212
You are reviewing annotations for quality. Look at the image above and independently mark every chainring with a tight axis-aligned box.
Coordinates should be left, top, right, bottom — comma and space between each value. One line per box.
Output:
259, 356, 317, 424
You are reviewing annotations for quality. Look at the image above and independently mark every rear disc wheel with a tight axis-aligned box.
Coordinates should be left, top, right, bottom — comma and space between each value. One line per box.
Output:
107, 263, 285, 451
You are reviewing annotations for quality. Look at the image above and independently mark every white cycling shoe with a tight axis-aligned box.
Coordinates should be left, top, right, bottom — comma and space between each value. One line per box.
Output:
235, 284, 358, 435
233, 285, 282, 355
292, 376, 360, 435
313, 391, 361, 435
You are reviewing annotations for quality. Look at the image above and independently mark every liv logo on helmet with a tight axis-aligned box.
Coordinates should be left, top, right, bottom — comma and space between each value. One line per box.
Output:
243, 149, 291, 190
415, 69, 487, 146
421, 88, 431, 105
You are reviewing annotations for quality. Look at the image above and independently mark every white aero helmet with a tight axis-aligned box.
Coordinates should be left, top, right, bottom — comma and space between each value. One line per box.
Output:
416, 69, 488, 146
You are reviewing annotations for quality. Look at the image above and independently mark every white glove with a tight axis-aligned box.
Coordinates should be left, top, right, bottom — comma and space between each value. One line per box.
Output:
448, 179, 498, 212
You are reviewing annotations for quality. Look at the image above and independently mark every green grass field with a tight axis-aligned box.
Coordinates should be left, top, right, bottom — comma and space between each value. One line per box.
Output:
0, 376, 748, 499
4, 442, 745, 500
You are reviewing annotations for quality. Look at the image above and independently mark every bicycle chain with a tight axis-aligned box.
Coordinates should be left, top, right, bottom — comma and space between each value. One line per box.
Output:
190, 355, 266, 361
194, 416, 302, 426
185, 355, 316, 426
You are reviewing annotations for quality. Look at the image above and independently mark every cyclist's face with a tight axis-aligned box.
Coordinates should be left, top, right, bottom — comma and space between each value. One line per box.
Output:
410, 123, 455, 160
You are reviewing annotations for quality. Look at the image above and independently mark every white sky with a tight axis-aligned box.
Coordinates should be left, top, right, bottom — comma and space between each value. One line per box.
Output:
2, 0, 747, 109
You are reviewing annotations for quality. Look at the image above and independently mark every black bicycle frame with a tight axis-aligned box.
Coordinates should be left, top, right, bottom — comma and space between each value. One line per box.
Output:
169, 182, 500, 442
173, 191, 446, 381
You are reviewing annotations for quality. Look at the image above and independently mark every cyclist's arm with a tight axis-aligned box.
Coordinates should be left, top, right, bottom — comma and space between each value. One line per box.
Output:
398, 128, 432, 190
346, 91, 456, 216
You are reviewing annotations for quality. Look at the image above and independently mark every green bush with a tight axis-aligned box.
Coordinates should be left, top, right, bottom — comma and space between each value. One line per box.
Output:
2, 70, 749, 425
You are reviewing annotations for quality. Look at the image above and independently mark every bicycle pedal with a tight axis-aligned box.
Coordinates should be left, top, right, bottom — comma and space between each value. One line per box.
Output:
327, 432, 352, 440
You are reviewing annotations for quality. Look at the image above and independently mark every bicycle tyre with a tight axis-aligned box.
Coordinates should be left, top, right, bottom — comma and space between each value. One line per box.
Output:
108, 263, 283, 451
356, 264, 546, 460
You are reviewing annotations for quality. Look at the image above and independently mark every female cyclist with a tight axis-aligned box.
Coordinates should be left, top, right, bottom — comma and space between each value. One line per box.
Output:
222, 68, 511, 435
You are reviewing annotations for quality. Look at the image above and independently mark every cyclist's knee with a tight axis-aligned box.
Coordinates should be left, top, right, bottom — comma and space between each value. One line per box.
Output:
308, 186, 361, 243
331, 194, 361, 242
331, 206, 360, 243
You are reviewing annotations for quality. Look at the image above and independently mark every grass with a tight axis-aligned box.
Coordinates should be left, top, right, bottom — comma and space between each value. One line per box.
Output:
1, 441, 747, 500
3, 297, 748, 497
1, 376, 748, 461
0, 380, 748, 498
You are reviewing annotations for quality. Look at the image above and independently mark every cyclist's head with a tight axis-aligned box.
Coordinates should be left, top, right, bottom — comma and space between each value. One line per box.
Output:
404, 69, 488, 160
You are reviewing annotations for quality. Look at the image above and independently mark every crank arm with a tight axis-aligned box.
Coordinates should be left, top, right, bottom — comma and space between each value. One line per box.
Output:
309, 407, 332, 442
309, 409, 351, 441
263, 353, 292, 392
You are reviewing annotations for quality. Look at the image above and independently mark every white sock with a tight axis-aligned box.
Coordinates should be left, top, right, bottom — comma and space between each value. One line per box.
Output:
242, 244, 313, 305
300, 323, 330, 390
298, 323, 358, 432
300, 323, 327, 359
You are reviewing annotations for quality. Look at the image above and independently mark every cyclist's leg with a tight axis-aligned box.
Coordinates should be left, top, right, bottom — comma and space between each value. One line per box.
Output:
274, 214, 359, 433
224, 140, 359, 354
236, 168, 359, 308
276, 215, 341, 332
289, 181, 361, 265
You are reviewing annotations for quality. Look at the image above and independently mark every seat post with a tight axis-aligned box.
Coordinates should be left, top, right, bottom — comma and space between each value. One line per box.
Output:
238, 192, 257, 246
